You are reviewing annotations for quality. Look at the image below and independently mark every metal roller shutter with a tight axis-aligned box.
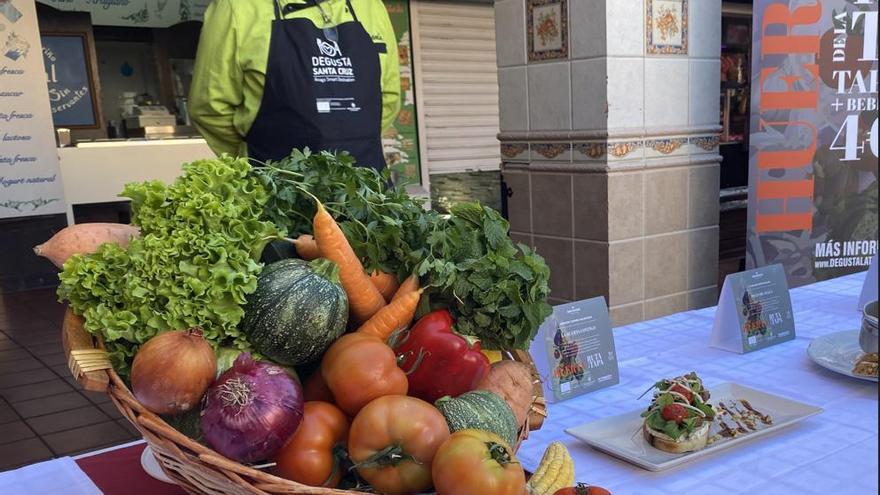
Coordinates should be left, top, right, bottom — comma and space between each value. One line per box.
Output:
411, 0, 501, 174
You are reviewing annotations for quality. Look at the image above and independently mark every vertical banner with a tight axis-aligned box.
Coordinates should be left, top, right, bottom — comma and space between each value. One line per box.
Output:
383, 0, 422, 185
747, 0, 878, 287
0, 0, 66, 219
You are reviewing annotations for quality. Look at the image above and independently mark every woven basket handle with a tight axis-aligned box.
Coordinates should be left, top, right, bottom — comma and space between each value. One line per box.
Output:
62, 309, 111, 393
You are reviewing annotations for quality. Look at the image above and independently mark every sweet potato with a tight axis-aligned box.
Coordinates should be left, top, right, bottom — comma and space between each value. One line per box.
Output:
34, 223, 140, 268
477, 360, 535, 426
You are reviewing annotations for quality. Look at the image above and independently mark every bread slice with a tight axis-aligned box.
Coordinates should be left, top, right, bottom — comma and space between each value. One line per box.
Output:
642, 421, 710, 453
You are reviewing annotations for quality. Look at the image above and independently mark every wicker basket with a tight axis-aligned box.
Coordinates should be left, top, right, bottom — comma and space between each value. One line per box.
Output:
62, 309, 546, 495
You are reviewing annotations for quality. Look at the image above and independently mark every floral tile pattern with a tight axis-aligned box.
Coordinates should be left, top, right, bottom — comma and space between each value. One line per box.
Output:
527, 0, 568, 61
646, 0, 688, 55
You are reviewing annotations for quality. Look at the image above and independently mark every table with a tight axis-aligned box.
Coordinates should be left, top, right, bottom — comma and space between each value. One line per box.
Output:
1, 273, 875, 494
516, 271, 878, 495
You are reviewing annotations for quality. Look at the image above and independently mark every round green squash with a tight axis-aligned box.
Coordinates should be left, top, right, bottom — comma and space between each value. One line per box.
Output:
435, 390, 519, 447
242, 258, 348, 366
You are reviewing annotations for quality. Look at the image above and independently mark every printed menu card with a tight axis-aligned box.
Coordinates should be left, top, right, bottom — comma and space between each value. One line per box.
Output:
711, 264, 795, 354
530, 297, 619, 403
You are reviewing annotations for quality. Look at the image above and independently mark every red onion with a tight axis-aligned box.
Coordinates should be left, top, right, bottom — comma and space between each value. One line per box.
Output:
201, 353, 304, 462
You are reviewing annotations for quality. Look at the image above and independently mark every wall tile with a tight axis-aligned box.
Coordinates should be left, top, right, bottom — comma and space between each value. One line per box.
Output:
573, 173, 608, 241
645, 232, 688, 299
495, 0, 527, 67
644, 168, 688, 235
689, 59, 721, 126
607, 58, 645, 129
689, 0, 721, 58
532, 173, 573, 237
570, 0, 606, 59
645, 293, 688, 320
688, 286, 718, 310
688, 226, 719, 289
510, 232, 533, 248
645, 58, 689, 128
534, 236, 575, 301
608, 239, 644, 306
606, 0, 644, 57
688, 164, 720, 228
571, 58, 608, 131
574, 240, 609, 300
610, 302, 644, 327
608, 172, 644, 241
528, 63, 572, 131
504, 171, 532, 233
499, 67, 529, 131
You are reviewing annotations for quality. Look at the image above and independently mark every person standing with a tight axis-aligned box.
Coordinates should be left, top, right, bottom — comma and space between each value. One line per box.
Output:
189, 0, 400, 170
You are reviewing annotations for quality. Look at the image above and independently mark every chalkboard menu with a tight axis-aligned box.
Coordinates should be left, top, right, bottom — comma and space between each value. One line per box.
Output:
41, 34, 98, 128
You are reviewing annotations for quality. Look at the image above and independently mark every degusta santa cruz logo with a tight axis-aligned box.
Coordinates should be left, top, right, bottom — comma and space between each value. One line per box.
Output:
311, 36, 354, 83
316, 38, 342, 57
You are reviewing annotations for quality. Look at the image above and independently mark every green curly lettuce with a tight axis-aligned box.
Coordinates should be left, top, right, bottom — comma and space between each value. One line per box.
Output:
58, 156, 279, 375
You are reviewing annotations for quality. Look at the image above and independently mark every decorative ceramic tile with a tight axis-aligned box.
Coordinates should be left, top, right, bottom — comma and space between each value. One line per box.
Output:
573, 142, 607, 160
501, 143, 529, 160
647, 138, 685, 155
646, 0, 688, 55
607, 140, 643, 158
531, 143, 571, 160
528, 0, 568, 61
690, 135, 719, 151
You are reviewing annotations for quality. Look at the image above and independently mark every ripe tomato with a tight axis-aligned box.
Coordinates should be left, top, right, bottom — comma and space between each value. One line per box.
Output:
668, 384, 693, 403
321, 332, 408, 416
661, 403, 688, 423
554, 485, 612, 495
274, 402, 350, 488
303, 371, 335, 403
348, 395, 450, 495
432, 429, 526, 495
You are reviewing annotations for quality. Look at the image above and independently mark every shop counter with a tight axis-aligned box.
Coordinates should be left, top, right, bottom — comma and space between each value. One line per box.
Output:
58, 139, 214, 225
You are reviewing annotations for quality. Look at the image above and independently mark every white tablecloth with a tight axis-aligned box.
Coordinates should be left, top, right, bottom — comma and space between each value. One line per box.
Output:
516, 272, 878, 495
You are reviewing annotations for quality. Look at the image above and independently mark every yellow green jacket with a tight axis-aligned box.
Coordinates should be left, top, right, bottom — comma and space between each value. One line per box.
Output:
189, 0, 401, 157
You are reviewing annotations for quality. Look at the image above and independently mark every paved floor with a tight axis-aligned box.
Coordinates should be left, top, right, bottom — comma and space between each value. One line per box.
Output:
0, 288, 139, 472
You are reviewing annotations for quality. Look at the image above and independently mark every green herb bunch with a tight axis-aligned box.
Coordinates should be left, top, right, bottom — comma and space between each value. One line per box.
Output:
254, 150, 552, 350
58, 156, 279, 375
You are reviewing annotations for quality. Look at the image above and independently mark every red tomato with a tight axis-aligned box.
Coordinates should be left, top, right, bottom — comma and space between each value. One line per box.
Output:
348, 395, 450, 495
668, 384, 694, 403
274, 401, 350, 487
554, 485, 612, 495
661, 403, 689, 423
432, 429, 525, 495
321, 333, 408, 416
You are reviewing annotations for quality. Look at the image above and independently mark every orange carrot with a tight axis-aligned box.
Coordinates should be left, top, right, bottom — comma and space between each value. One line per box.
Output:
370, 271, 400, 302
292, 234, 320, 260
312, 202, 386, 323
358, 288, 423, 341
392, 274, 419, 302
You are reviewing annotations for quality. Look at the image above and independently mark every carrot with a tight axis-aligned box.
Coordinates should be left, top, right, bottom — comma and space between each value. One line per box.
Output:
370, 271, 400, 302
291, 234, 321, 260
312, 202, 386, 323
34, 223, 140, 268
358, 288, 423, 341
392, 274, 419, 302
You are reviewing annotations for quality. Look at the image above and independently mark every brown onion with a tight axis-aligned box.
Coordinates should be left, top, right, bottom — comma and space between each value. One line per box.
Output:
131, 328, 216, 415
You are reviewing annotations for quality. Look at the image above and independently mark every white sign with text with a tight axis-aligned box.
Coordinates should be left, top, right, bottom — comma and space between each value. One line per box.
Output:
1, 0, 66, 219
711, 264, 796, 354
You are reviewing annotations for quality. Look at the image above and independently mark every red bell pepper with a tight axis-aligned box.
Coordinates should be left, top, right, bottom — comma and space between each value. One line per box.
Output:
393, 309, 490, 403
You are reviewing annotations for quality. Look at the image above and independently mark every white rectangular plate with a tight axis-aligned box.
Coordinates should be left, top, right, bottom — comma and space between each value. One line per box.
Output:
565, 383, 822, 471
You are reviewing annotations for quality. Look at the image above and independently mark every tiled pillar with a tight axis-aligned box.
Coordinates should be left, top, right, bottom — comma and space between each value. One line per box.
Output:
497, 0, 722, 326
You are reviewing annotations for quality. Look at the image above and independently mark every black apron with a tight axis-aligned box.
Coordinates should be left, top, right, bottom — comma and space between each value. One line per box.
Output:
246, 0, 385, 170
